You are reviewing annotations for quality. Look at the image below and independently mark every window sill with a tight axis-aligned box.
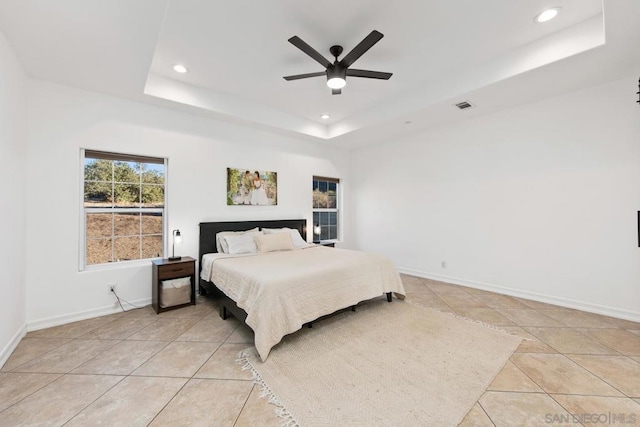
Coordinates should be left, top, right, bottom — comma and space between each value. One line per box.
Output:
80, 257, 163, 272
313, 240, 340, 247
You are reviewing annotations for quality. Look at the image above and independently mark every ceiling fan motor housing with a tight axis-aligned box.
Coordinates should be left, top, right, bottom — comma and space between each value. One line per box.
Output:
327, 63, 347, 81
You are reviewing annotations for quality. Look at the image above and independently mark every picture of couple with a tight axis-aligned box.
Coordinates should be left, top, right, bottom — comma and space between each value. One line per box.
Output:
227, 168, 277, 206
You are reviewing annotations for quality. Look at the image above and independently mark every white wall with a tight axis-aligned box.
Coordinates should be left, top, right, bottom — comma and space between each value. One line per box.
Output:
17, 64, 640, 328
26, 80, 349, 328
351, 76, 640, 321
0, 29, 27, 364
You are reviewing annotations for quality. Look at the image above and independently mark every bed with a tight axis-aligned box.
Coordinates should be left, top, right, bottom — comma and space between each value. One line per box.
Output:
199, 219, 405, 361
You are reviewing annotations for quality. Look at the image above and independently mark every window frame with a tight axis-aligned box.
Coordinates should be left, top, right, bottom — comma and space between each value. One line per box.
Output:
79, 149, 168, 271
312, 176, 341, 242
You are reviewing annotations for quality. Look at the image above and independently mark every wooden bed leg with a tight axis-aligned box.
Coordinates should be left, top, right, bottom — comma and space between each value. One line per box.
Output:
220, 305, 228, 320
351, 306, 356, 312
307, 322, 313, 328
386, 292, 392, 302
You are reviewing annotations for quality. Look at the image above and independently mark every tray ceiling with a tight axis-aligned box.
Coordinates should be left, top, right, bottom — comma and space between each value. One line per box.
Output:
1, 0, 638, 148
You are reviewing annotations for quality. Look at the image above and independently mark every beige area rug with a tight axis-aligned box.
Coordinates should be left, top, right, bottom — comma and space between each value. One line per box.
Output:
239, 299, 521, 426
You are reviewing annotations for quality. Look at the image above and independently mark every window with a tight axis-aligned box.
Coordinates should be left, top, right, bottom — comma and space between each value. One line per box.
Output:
82, 150, 166, 268
312, 176, 340, 241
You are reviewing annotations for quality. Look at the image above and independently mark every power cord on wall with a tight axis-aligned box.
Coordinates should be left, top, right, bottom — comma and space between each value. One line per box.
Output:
110, 287, 146, 312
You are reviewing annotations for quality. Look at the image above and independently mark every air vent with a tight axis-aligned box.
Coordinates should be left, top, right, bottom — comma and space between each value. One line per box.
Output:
454, 101, 474, 110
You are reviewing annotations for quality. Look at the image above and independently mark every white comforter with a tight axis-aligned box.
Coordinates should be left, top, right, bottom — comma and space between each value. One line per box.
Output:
201, 246, 405, 361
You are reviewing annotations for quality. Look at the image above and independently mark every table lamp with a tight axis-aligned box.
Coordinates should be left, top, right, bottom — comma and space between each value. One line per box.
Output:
169, 229, 182, 261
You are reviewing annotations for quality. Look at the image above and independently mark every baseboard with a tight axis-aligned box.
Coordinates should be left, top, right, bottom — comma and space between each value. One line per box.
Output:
0, 323, 27, 369
27, 297, 152, 332
398, 267, 640, 323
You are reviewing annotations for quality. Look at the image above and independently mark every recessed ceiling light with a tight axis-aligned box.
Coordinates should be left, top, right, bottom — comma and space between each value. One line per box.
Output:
173, 64, 188, 73
534, 7, 561, 23
404, 121, 412, 125
321, 114, 330, 120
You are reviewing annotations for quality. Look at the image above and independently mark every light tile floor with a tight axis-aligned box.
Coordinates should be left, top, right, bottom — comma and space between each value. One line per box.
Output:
1, 275, 638, 426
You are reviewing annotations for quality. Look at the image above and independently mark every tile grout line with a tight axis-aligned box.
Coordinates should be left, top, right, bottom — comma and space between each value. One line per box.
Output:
59, 374, 128, 427
562, 353, 637, 399
146, 316, 251, 424
2, 341, 69, 373
500, 359, 544, 394
4, 279, 637, 425
546, 393, 587, 427
70, 305, 221, 425
513, 352, 631, 399
233, 383, 257, 427
0, 372, 62, 415
519, 327, 624, 357
144, 375, 191, 425
476, 399, 498, 427
5, 339, 122, 375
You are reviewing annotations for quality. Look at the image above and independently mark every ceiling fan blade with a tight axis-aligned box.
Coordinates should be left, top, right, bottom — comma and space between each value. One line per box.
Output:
346, 69, 393, 80
288, 36, 332, 68
283, 71, 326, 81
340, 30, 384, 68
332, 88, 342, 95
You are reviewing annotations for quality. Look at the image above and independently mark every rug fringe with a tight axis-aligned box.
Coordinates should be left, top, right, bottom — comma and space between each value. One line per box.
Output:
237, 350, 300, 427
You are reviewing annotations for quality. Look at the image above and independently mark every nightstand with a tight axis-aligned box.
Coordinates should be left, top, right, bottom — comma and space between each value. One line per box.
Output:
152, 257, 196, 314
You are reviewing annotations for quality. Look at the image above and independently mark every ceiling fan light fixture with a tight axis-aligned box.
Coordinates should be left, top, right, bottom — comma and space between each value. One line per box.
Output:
326, 64, 347, 89
534, 7, 560, 23
327, 77, 346, 89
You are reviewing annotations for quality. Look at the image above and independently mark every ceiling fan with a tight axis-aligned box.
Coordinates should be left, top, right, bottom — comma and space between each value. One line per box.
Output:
283, 30, 392, 95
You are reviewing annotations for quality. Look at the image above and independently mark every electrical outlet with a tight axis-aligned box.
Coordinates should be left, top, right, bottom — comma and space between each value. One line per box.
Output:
108, 283, 117, 294
441, 261, 447, 269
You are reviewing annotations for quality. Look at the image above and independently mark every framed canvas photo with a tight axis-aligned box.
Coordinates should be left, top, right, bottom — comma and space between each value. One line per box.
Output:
227, 168, 277, 206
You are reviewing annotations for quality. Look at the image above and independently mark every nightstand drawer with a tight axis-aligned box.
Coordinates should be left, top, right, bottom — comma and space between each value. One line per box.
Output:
158, 263, 194, 280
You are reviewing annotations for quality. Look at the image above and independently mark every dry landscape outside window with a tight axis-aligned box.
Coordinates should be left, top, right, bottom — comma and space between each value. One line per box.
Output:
83, 151, 165, 266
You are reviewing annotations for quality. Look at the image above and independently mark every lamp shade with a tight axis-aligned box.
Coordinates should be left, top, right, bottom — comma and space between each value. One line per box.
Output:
169, 229, 183, 261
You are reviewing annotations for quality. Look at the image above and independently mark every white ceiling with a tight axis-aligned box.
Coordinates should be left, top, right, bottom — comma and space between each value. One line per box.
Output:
1, 0, 638, 148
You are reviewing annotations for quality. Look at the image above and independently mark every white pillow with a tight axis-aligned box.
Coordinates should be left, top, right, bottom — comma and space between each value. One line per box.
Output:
216, 227, 259, 253
254, 232, 295, 252
224, 232, 259, 255
262, 227, 310, 248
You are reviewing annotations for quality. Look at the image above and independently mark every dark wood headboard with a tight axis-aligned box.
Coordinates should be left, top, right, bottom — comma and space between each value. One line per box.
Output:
198, 219, 307, 261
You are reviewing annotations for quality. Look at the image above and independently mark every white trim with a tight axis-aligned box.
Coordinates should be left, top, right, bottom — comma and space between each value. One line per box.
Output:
312, 176, 341, 242
26, 297, 152, 332
79, 148, 86, 270
0, 324, 27, 369
163, 157, 169, 260
81, 257, 161, 272
84, 207, 163, 214
397, 266, 640, 323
